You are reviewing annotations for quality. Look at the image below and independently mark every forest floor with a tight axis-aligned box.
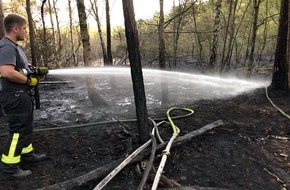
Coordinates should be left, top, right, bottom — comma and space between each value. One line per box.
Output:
0, 67, 290, 190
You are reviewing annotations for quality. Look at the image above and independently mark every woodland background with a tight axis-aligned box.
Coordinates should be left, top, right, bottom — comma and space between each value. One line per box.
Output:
0, 0, 281, 74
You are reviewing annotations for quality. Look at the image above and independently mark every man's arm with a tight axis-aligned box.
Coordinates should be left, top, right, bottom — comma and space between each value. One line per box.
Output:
0, 65, 27, 84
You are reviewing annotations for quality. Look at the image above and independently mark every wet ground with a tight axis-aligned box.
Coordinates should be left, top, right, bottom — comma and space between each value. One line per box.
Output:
0, 71, 290, 190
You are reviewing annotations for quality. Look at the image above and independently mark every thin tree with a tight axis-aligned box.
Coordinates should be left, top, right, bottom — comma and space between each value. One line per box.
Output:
247, 0, 263, 76
159, 0, 169, 104
271, 0, 288, 90
90, 0, 108, 65
0, 0, 4, 38
224, 0, 238, 71
76, 0, 107, 106
159, 0, 166, 69
41, 0, 48, 67
52, 0, 62, 55
208, 0, 222, 72
105, 0, 113, 65
26, 0, 41, 109
122, 0, 150, 143
68, 0, 77, 67
220, 0, 235, 73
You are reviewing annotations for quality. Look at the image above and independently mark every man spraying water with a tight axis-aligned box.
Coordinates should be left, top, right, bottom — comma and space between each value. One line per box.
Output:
0, 14, 48, 179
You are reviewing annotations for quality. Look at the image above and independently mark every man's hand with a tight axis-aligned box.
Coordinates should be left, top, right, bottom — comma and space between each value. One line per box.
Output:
26, 75, 39, 86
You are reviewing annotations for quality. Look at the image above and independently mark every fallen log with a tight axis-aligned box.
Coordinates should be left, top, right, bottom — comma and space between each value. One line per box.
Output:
37, 120, 223, 190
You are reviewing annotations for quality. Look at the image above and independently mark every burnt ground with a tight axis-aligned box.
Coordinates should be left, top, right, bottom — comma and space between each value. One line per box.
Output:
0, 72, 290, 190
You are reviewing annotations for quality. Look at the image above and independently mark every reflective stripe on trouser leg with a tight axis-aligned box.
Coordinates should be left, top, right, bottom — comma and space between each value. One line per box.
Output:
21, 143, 34, 155
1, 133, 21, 164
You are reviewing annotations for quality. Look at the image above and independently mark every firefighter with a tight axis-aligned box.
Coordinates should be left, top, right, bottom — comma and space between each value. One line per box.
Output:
0, 14, 48, 178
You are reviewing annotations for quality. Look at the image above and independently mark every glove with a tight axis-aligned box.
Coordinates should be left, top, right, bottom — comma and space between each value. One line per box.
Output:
37, 67, 49, 76
26, 75, 39, 86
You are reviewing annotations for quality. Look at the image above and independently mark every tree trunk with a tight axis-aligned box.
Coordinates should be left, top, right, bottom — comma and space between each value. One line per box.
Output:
27, 0, 40, 109
90, 0, 108, 65
105, 0, 113, 65
192, 5, 204, 69
68, 0, 77, 67
247, 0, 262, 76
159, 0, 166, 69
220, 0, 233, 73
287, 0, 290, 88
122, 0, 150, 144
41, 0, 48, 67
53, 0, 62, 59
76, 0, 107, 107
159, 0, 169, 104
271, 0, 288, 90
208, 0, 222, 72
0, 0, 4, 38
224, 0, 238, 71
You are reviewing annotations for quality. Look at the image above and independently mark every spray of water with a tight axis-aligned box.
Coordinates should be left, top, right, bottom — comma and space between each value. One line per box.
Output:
49, 67, 270, 104
37, 67, 270, 123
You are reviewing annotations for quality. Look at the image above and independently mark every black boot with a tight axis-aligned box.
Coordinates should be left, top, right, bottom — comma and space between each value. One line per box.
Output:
1, 163, 32, 179
21, 152, 48, 164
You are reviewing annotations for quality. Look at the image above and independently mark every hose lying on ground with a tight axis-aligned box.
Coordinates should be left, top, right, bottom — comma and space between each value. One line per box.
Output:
37, 120, 223, 190
265, 87, 290, 120
94, 107, 194, 190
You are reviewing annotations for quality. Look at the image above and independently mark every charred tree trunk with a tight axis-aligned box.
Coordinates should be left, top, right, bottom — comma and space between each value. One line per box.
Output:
271, 0, 288, 90
122, 0, 150, 144
76, 0, 107, 107
105, 0, 113, 65
159, 0, 166, 70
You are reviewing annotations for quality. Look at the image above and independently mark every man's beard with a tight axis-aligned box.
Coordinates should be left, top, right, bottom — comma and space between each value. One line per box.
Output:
16, 35, 24, 41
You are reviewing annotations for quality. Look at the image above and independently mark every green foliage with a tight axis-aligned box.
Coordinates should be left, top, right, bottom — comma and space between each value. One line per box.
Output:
2, 0, 280, 71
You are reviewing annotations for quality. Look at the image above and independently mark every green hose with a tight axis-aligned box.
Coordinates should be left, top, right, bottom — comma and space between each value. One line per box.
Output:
166, 107, 194, 134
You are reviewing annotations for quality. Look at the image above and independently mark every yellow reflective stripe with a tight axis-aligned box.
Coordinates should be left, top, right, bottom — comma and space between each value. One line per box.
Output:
1, 154, 20, 164
1, 133, 21, 164
21, 143, 34, 154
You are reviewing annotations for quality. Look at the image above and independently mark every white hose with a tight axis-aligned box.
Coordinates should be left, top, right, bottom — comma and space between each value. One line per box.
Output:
151, 127, 180, 190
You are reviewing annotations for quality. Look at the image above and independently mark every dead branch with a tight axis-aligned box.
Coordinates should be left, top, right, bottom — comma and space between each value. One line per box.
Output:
37, 120, 223, 190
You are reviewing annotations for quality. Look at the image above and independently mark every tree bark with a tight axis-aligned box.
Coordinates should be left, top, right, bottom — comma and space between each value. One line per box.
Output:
247, 0, 262, 76
76, 0, 107, 107
68, 0, 77, 67
90, 0, 108, 65
105, 0, 113, 65
122, 0, 150, 144
159, 0, 169, 104
208, 0, 222, 72
159, 0, 166, 69
41, 0, 48, 67
271, 0, 288, 90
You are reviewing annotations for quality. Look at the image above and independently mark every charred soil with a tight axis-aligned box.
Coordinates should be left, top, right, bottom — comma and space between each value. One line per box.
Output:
0, 75, 290, 190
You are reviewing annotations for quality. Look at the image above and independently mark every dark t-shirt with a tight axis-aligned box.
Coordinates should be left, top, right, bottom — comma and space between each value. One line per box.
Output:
0, 37, 30, 91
